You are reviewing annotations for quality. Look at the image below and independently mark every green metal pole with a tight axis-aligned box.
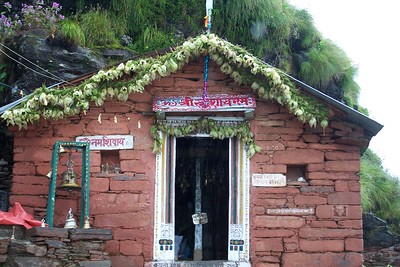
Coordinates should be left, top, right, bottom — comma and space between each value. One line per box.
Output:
85, 143, 90, 222
46, 141, 60, 227
80, 143, 90, 227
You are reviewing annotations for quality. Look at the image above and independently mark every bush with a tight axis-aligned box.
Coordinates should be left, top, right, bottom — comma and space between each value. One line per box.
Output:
1, 1, 64, 40
21, 1, 64, 31
59, 19, 85, 46
131, 25, 176, 53
361, 149, 400, 233
79, 7, 120, 48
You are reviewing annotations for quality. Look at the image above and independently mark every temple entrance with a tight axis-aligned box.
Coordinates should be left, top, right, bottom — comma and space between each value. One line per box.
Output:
174, 137, 229, 261
153, 127, 250, 264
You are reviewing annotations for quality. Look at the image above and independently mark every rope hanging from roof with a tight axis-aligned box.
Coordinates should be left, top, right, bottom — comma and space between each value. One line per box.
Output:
202, 0, 213, 107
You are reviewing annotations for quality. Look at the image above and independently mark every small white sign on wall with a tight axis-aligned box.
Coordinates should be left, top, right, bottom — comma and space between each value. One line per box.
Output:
267, 208, 315, 216
252, 173, 286, 187
76, 135, 134, 150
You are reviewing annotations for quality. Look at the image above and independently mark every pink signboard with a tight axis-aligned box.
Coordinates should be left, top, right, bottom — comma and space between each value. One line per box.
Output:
153, 94, 256, 112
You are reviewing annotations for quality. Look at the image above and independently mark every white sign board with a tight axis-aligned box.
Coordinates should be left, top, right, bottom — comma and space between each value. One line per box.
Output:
267, 208, 315, 216
76, 135, 134, 150
252, 173, 286, 187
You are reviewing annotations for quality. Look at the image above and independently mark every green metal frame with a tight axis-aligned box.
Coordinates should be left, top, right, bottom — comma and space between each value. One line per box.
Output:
46, 141, 90, 228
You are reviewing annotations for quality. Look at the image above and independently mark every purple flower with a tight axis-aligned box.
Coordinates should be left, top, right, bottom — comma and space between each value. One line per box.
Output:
0, 0, 65, 34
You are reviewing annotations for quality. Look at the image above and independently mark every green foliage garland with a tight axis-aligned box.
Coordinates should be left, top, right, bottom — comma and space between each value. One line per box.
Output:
150, 117, 260, 158
1, 33, 329, 154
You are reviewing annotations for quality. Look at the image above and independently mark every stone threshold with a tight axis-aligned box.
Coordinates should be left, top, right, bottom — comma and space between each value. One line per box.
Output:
148, 261, 251, 267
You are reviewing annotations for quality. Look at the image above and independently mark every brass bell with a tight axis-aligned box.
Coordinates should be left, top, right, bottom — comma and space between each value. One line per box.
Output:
58, 152, 81, 191
83, 216, 91, 229
59, 169, 81, 191
59, 145, 66, 153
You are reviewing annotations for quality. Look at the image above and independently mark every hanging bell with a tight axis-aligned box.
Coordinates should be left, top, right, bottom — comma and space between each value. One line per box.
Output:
83, 216, 91, 229
58, 169, 81, 191
59, 145, 66, 153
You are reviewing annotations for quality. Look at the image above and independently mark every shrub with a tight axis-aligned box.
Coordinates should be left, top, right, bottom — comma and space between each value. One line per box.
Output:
132, 25, 176, 53
79, 7, 120, 48
59, 19, 85, 46
361, 149, 400, 233
1, 2, 22, 39
20, 1, 64, 31
0, 1, 64, 40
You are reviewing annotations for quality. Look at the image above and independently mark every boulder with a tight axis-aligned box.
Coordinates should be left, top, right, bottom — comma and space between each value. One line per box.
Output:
6, 29, 107, 96
4, 256, 62, 267
102, 48, 135, 61
363, 212, 400, 249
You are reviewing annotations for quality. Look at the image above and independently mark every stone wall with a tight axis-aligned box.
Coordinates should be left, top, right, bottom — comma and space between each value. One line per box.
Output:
7, 59, 369, 266
0, 225, 111, 266
0, 122, 13, 212
250, 106, 367, 266
9, 110, 154, 266
0, 158, 11, 211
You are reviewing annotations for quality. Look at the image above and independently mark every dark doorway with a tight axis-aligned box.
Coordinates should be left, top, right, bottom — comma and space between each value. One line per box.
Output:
175, 137, 229, 261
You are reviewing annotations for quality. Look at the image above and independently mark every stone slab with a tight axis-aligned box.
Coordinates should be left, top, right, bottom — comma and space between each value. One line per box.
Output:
26, 227, 68, 239
69, 228, 112, 241
80, 260, 112, 267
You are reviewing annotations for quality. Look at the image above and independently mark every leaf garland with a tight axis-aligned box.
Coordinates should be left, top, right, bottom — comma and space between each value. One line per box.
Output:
150, 117, 261, 158
1, 33, 329, 154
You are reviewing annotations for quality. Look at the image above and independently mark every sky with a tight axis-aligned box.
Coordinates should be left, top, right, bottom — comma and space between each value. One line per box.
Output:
288, 0, 400, 178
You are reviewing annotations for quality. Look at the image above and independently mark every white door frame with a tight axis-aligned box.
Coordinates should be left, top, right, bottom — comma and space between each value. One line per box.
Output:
152, 117, 251, 265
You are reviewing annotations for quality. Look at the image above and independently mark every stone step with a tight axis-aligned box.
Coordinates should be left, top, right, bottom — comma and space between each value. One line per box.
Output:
152, 261, 240, 267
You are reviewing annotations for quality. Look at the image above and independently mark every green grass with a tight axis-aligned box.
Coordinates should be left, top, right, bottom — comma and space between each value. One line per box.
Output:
131, 25, 176, 53
361, 149, 400, 233
79, 7, 121, 48
59, 19, 86, 46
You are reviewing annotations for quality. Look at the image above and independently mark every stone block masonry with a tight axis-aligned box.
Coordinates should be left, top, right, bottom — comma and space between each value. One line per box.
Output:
0, 226, 111, 266
250, 96, 366, 266
7, 59, 370, 266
